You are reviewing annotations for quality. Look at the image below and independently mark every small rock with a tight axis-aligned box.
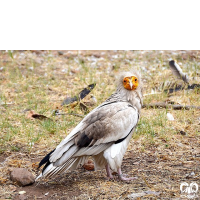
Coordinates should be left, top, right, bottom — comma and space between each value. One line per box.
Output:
128, 192, 146, 199
147, 156, 156, 163
8, 185, 17, 192
128, 191, 160, 199
179, 130, 187, 135
58, 51, 64, 55
91, 95, 97, 104
177, 143, 184, 147
19, 194, 27, 200
10, 168, 35, 186
191, 172, 195, 176
167, 113, 174, 121
19, 191, 26, 195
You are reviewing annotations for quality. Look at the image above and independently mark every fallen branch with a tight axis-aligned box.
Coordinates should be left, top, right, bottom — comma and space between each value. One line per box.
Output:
143, 102, 200, 110
56, 112, 84, 118
164, 83, 200, 94
52, 109, 85, 118
61, 83, 96, 106
141, 173, 153, 189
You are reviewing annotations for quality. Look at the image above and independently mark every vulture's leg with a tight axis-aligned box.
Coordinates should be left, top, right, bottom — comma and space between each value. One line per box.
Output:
105, 164, 114, 179
117, 168, 137, 181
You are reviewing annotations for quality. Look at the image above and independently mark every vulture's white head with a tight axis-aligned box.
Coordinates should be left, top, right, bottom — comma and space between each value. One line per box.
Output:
117, 70, 142, 92
122, 74, 139, 90
116, 70, 143, 110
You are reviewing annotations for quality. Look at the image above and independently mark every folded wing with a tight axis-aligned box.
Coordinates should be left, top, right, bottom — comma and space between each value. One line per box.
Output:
37, 101, 139, 179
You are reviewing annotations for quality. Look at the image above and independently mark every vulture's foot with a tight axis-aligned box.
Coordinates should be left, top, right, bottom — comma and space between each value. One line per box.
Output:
118, 175, 138, 181
118, 168, 137, 181
105, 164, 114, 179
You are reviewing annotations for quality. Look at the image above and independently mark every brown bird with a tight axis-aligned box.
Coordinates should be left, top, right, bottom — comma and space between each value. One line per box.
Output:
36, 70, 143, 181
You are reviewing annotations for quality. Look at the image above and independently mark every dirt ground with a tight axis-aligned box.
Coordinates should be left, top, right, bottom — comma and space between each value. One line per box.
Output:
1, 134, 200, 199
0, 50, 200, 199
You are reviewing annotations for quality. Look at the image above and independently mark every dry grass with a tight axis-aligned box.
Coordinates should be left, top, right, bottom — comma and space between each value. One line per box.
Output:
0, 50, 200, 199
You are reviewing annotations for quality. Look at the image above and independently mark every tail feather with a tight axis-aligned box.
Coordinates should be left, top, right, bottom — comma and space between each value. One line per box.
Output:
36, 156, 89, 180
36, 163, 56, 180
93, 152, 107, 170
38, 149, 55, 169
36, 139, 111, 180
54, 145, 79, 166
68, 156, 88, 171
50, 139, 74, 162
42, 160, 51, 173
44, 158, 78, 179
56, 158, 78, 175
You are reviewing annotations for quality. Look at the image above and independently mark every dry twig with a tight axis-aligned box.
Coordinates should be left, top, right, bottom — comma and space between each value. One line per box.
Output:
143, 102, 200, 110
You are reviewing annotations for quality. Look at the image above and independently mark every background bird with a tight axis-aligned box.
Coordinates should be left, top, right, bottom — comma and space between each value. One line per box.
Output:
36, 70, 143, 181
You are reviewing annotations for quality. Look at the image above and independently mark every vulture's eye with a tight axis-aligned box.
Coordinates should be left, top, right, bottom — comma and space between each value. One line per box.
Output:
124, 80, 126, 83
135, 79, 137, 81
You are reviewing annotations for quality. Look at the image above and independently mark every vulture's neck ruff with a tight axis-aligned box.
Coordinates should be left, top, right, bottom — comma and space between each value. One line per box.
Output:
105, 71, 143, 112
114, 71, 143, 111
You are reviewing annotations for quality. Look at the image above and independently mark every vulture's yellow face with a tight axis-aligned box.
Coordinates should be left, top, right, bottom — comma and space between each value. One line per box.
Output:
123, 76, 138, 90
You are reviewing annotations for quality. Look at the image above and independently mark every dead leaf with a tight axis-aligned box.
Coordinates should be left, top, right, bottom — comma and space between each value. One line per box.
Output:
79, 83, 96, 100
179, 130, 187, 135
61, 96, 79, 106
0, 177, 8, 184
79, 102, 89, 112
61, 83, 96, 106
32, 162, 39, 169
83, 95, 97, 107
31, 114, 51, 120
25, 110, 52, 121
71, 69, 79, 74
160, 155, 169, 161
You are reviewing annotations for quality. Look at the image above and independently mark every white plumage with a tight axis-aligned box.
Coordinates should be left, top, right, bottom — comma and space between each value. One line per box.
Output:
36, 70, 143, 181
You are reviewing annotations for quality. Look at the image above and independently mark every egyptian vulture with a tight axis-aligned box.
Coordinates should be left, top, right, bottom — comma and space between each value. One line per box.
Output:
36, 70, 143, 181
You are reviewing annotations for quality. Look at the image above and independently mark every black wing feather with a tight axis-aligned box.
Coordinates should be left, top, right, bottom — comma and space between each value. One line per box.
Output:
38, 149, 55, 169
